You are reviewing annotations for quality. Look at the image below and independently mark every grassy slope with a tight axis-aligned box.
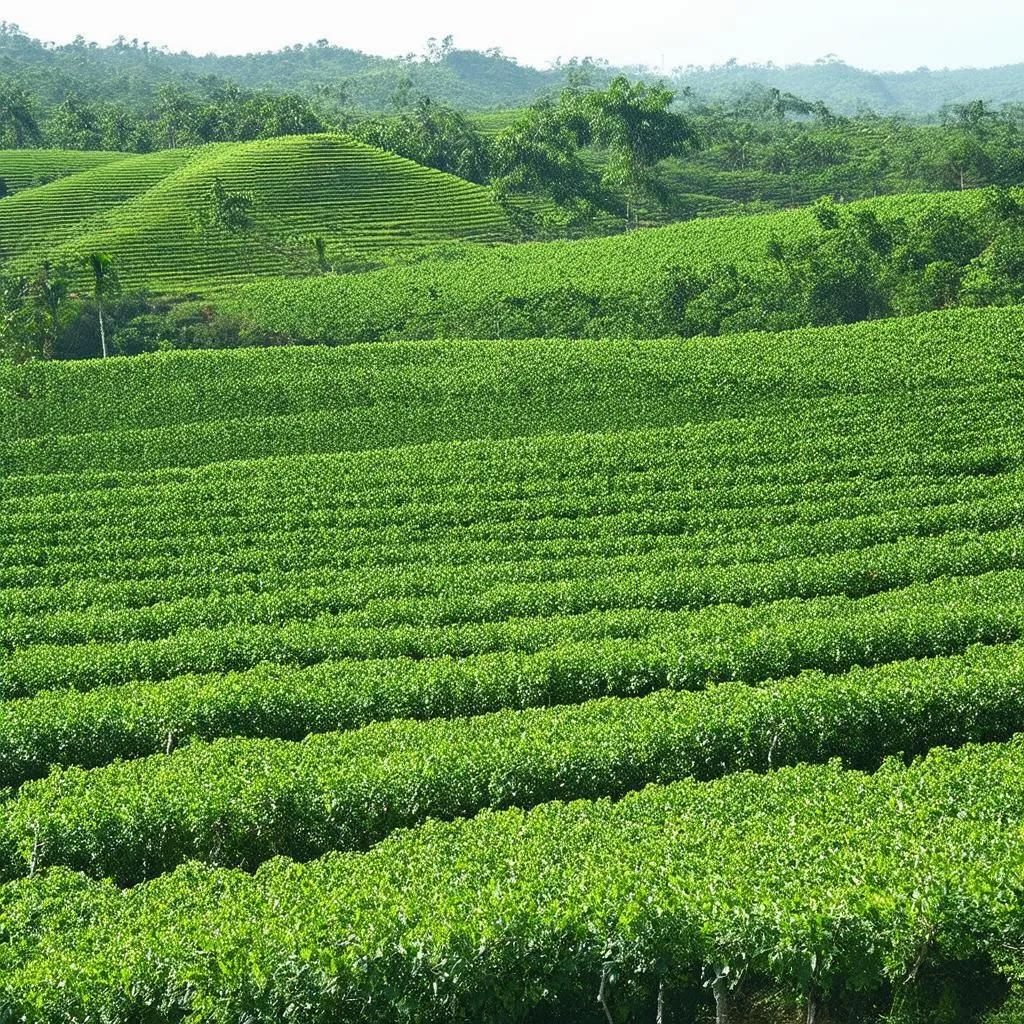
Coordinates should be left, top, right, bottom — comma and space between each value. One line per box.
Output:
221, 187, 991, 342
0, 135, 511, 290
4, 302, 1020, 453
0, 149, 197, 264
0, 149, 132, 194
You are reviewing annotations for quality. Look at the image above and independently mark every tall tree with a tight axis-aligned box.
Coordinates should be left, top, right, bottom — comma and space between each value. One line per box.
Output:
0, 78, 42, 148
30, 261, 69, 359
583, 76, 700, 228
85, 253, 118, 359
0, 272, 31, 363
491, 77, 698, 234
490, 97, 609, 235
353, 95, 492, 183
47, 94, 102, 150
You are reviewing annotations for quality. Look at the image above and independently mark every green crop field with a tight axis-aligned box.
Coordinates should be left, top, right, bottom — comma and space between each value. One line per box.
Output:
1, 301, 1024, 1019
0, 149, 199, 265
2, 27, 1024, 1022
0, 149, 132, 194
219, 187, 994, 343
0, 135, 511, 290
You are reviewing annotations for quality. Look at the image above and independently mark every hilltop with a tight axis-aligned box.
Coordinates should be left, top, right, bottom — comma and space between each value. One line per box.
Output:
676, 59, 1024, 116
218, 186, 1017, 343
0, 135, 510, 289
0, 149, 128, 195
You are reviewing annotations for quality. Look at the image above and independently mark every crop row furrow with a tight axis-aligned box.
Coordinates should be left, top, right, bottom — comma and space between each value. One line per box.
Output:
4, 375, 1017, 482
3, 642, 1023, 886
3, 736, 1024, 1020
4, 458, 1017, 582
0, 565, 1020, 706
3, 525, 1019, 652
2, 486, 1017, 619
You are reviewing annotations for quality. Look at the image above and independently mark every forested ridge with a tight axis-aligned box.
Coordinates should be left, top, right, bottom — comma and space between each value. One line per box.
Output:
3, 21, 1024, 114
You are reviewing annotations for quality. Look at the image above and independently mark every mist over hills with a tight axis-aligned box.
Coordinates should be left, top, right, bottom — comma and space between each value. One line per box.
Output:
1, 22, 1022, 114
677, 59, 1024, 116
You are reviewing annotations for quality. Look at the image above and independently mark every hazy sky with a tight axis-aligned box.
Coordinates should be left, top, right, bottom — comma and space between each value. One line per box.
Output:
5, 0, 1024, 71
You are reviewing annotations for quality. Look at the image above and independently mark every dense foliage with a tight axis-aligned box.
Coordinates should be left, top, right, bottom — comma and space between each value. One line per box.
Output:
2, 25, 1024, 1010
3, 740, 1024, 1019
3, 21, 1024, 116
1, 642, 1022, 885
663, 95, 1024, 215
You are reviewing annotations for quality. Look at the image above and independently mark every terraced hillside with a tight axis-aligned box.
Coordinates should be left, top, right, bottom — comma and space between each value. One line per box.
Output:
0, 149, 131, 195
223, 187, 993, 342
0, 149, 198, 263
1, 304, 1023, 1018
0, 135, 511, 290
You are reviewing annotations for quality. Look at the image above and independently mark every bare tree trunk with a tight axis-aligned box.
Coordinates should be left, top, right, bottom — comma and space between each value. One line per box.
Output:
806, 989, 822, 1024
597, 971, 615, 1024
98, 300, 108, 359
28, 826, 40, 877
711, 969, 730, 1024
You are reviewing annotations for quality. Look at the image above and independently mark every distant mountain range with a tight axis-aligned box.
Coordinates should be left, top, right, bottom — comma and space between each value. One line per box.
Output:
676, 59, 1024, 115
1, 23, 1022, 115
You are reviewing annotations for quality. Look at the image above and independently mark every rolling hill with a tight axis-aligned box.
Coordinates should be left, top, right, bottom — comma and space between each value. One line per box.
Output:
0, 149, 131, 195
220, 187, 994, 343
0, 135, 511, 290
4, 23, 1024, 114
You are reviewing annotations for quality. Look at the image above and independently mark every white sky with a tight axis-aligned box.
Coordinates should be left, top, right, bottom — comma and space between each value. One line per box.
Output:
4, 0, 1024, 72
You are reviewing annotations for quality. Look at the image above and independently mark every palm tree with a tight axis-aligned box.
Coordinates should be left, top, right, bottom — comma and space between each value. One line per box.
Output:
31, 261, 68, 360
312, 236, 329, 272
85, 253, 118, 359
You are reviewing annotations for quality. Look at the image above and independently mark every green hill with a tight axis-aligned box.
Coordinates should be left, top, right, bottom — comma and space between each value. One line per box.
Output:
220, 187, 993, 343
4, 22, 1024, 114
1, 302, 1020, 471
0, 149, 131, 195
676, 59, 1024, 116
0, 135, 511, 290
0, 149, 198, 263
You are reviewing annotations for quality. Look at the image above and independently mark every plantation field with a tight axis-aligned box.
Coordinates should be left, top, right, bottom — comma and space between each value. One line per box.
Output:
0, 149, 132, 194
0, 303, 1023, 1018
0, 149, 199, 264
220, 186, 993, 342
0, 135, 511, 289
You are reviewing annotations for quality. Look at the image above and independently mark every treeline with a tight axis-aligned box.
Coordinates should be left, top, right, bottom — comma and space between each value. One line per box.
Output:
657, 188, 1024, 336
7, 186, 1023, 361
352, 91, 1024, 226
0, 74, 687, 233
0, 22, 607, 111
678, 92, 1024, 206
5, 72, 1023, 229
5, 20, 1024, 115
0, 78, 325, 156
